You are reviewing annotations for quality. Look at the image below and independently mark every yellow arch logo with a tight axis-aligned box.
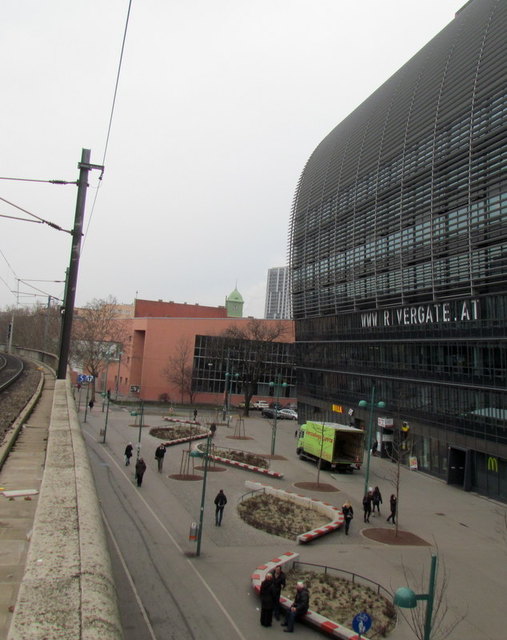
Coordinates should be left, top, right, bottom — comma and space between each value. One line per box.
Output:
487, 457, 498, 472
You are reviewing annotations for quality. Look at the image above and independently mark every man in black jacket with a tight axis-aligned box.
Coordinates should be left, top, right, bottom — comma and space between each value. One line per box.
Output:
281, 581, 309, 632
214, 489, 227, 526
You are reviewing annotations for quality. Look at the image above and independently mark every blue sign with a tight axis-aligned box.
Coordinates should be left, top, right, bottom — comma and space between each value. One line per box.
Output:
352, 612, 372, 635
77, 374, 94, 383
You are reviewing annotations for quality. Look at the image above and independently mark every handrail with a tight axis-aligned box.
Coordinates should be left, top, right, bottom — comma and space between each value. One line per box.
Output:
293, 560, 393, 600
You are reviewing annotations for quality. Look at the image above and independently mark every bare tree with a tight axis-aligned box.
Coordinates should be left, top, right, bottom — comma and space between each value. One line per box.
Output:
0, 302, 61, 353
385, 393, 412, 536
70, 296, 127, 401
220, 319, 288, 416
397, 552, 467, 640
162, 336, 195, 404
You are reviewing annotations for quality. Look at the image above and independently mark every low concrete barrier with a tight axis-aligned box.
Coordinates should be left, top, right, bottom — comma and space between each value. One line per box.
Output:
7, 378, 123, 640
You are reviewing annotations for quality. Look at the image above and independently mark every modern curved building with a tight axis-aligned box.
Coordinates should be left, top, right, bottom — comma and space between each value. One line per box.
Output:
289, 0, 507, 499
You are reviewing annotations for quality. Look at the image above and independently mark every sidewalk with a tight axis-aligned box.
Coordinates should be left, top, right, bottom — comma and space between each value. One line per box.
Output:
0, 370, 54, 639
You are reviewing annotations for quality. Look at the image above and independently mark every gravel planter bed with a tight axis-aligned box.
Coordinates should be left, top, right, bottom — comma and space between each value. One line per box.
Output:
212, 447, 269, 469
284, 568, 396, 638
150, 426, 207, 440
238, 494, 328, 541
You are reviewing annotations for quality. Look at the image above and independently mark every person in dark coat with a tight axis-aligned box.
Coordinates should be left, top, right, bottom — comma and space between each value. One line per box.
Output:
387, 494, 397, 524
259, 572, 276, 627
124, 443, 133, 466
135, 457, 147, 487
372, 486, 383, 514
270, 564, 286, 620
155, 443, 166, 472
362, 490, 373, 523
282, 581, 309, 632
214, 489, 227, 526
342, 501, 354, 535
88, 399, 94, 411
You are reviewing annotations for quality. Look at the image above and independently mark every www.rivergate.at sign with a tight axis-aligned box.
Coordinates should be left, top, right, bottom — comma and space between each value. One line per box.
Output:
360, 298, 479, 328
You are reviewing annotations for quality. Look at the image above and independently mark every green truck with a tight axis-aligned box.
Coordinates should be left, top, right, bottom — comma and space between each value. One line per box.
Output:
296, 421, 365, 472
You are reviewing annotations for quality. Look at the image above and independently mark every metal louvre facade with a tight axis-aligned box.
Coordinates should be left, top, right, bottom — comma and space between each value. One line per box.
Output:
289, 0, 507, 500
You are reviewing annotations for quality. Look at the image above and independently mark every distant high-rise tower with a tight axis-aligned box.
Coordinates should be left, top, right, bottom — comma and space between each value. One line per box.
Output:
264, 267, 291, 319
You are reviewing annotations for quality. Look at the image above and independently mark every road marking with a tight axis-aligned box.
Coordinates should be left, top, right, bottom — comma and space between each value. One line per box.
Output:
83, 428, 248, 640
101, 510, 158, 640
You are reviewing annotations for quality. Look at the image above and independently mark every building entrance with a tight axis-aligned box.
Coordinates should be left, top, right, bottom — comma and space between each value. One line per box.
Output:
447, 447, 470, 489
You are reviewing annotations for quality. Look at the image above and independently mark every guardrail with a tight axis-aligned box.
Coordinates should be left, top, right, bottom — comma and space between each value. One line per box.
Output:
293, 560, 393, 600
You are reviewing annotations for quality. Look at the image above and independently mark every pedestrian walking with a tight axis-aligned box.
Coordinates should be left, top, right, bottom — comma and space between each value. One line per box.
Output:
362, 490, 373, 523
270, 564, 286, 620
155, 443, 166, 472
214, 489, 227, 526
342, 501, 354, 535
88, 399, 94, 411
259, 572, 276, 627
372, 440, 378, 456
372, 486, 383, 514
387, 494, 397, 524
210, 423, 217, 438
135, 457, 147, 487
193, 408, 198, 421
124, 442, 133, 466
281, 581, 309, 633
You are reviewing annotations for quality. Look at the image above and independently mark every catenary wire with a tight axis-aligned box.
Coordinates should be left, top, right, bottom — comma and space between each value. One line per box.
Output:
83, 0, 133, 247
0, 196, 73, 234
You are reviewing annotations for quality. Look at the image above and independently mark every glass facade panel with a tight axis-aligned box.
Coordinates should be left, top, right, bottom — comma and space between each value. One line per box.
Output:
288, 0, 507, 501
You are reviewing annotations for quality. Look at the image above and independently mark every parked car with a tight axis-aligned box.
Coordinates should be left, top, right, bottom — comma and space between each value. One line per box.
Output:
253, 401, 270, 410
279, 408, 298, 420
261, 407, 281, 419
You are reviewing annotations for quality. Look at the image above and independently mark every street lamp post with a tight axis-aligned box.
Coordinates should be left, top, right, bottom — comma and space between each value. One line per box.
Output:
102, 393, 110, 444
115, 352, 122, 400
136, 401, 144, 460
394, 554, 438, 640
269, 379, 288, 456
224, 371, 238, 424
196, 430, 212, 557
358, 384, 385, 496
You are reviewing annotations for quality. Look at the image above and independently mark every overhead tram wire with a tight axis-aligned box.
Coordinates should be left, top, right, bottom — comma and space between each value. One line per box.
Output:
0, 176, 77, 185
0, 196, 73, 234
82, 0, 134, 247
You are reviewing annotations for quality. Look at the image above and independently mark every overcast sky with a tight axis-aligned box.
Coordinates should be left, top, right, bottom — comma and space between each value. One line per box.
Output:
1, 0, 466, 318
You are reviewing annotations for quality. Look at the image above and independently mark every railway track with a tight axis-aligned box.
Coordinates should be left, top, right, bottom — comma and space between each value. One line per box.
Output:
0, 353, 24, 392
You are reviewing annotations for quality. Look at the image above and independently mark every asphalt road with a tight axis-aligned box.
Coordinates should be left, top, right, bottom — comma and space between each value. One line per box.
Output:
82, 407, 319, 640
82, 405, 507, 640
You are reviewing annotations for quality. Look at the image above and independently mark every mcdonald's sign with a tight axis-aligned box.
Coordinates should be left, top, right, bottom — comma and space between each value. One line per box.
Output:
487, 456, 498, 472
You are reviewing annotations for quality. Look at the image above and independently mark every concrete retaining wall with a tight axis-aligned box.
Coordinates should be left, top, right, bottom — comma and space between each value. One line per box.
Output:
7, 378, 123, 640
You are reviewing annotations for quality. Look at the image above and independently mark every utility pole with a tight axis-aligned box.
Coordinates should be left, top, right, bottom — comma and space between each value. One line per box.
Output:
57, 149, 103, 379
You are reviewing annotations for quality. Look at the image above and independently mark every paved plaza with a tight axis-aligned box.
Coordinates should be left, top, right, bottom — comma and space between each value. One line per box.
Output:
83, 404, 507, 640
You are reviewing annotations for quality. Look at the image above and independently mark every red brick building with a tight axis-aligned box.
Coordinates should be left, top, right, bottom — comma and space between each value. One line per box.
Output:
103, 298, 294, 405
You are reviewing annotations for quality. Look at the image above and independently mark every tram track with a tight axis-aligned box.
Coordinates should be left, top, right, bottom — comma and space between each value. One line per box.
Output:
0, 352, 24, 391
0, 354, 42, 446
